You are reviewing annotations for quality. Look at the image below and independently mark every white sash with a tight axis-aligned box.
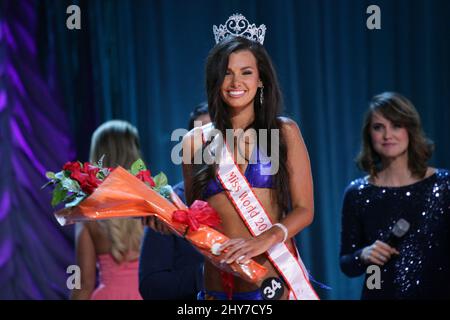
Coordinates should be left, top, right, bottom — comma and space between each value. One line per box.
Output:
202, 123, 318, 300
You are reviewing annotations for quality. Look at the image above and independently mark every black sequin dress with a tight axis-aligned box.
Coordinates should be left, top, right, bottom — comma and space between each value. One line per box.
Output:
340, 169, 450, 299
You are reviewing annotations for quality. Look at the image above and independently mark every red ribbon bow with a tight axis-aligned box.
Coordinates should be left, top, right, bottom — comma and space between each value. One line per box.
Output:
172, 200, 221, 232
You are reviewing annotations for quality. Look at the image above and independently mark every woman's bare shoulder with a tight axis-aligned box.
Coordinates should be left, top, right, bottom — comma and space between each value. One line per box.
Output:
278, 116, 297, 126
182, 126, 204, 161
277, 117, 304, 146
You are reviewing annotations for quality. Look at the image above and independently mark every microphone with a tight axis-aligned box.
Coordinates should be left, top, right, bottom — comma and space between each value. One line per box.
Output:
385, 218, 410, 248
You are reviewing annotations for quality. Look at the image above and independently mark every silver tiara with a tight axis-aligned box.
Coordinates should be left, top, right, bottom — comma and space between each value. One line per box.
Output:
213, 13, 266, 45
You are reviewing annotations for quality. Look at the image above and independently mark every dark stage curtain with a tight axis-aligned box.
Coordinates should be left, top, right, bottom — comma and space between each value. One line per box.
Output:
0, 0, 75, 299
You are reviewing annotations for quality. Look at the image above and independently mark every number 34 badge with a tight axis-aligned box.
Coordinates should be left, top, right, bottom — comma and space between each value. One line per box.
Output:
260, 277, 284, 300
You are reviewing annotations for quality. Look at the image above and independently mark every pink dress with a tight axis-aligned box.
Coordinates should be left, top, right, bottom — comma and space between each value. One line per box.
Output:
90, 253, 142, 300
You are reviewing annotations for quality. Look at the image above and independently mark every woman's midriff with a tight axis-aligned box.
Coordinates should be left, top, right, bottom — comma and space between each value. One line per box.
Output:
204, 188, 292, 299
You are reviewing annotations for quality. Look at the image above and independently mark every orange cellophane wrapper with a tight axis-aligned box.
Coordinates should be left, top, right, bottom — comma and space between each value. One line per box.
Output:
55, 166, 267, 284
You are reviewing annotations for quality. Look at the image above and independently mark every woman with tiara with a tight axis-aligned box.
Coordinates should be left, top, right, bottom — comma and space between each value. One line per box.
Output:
181, 14, 318, 300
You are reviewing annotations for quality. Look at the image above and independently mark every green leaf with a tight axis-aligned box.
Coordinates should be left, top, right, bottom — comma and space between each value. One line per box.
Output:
51, 184, 68, 207
153, 172, 168, 189
97, 167, 111, 181
61, 177, 81, 193
130, 159, 147, 175
97, 171, 106, 180
46, 172, 56, 179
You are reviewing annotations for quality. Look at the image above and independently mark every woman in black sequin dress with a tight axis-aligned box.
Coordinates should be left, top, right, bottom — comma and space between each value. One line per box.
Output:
340, 92, 450, 299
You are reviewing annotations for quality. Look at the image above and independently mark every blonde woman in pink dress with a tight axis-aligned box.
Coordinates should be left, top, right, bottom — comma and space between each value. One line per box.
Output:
70, 120, 144, 300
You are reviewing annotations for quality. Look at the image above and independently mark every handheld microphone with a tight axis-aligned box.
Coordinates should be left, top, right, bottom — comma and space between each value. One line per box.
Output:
385, 218, 410, 248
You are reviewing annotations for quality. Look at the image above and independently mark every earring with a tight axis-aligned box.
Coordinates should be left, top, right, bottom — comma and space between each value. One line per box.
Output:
259, 85, 264, 105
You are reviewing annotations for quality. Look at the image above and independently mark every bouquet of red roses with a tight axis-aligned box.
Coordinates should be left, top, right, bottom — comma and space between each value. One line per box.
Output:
44, 157, 158, 208
44, 158, 268, 284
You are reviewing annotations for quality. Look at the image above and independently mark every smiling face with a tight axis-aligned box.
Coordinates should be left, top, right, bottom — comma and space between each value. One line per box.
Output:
370, 112, 409, 160
220, 50, 262, 112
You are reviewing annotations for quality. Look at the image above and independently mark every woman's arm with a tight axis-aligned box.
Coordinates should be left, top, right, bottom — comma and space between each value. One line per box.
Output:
220, 119, 315, 264
182, 127, 203, 205
70, 222, 97, 299
276, 118, 315, 235
339, 186, 368, 277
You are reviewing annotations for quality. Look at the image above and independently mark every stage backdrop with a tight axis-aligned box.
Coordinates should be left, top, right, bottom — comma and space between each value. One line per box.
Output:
1, 0, 449, 299
0, 0, 75, 299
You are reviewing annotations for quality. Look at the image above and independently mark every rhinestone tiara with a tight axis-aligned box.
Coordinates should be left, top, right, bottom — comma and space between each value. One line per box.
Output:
213, 13, 266, 45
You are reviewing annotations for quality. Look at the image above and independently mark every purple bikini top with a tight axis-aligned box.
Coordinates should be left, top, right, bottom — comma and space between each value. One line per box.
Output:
202, 146, 275, 199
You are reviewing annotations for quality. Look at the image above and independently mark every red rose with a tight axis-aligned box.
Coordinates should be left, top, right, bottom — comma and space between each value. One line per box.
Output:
79, 172, 101, 194
71, 171, 101, 194
81, 162, 99, 175
135, 170, 156, 187
68, 162, 102, 195
63, 161, 81, 172
70, 169, 85, 183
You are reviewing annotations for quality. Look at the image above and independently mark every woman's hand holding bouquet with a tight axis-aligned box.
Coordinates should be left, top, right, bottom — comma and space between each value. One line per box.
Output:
44, 158, 267, 284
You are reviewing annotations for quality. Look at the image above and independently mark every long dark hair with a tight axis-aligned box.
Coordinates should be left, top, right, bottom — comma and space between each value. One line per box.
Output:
189, 36, 290, 214
357, 92, 434, 178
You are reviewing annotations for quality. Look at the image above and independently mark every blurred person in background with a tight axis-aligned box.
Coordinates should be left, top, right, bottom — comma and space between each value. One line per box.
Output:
71, 120, 144, 300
